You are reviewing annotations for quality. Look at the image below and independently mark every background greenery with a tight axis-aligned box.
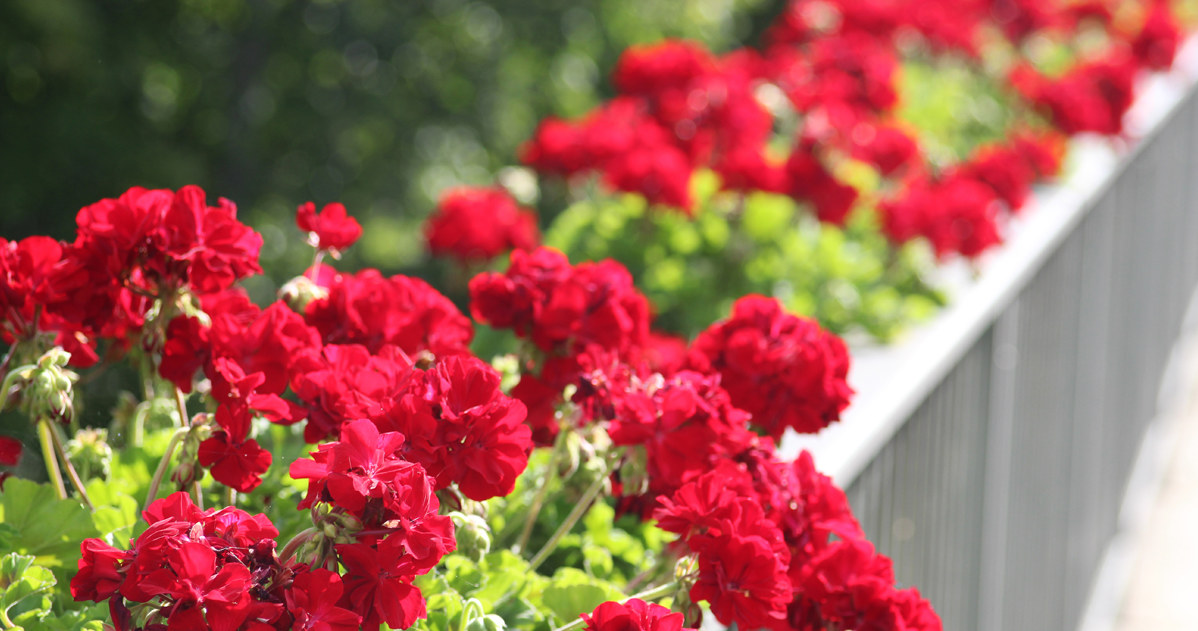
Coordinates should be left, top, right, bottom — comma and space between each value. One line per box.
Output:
0, 0, 777, 281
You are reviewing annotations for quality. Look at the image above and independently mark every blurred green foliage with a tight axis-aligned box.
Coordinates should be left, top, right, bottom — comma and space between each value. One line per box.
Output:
0, 0, 774, 285
545, 171, 945, 341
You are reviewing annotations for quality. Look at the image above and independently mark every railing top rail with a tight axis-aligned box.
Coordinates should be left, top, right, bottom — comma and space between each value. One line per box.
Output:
780, 35, 1198, 487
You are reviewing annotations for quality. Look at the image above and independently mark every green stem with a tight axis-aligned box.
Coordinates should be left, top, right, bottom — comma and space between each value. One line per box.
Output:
131, 404, 150, 448
46, 421, 94, 511
174, 387, 189, 429
624, 553, 672, 592
36, 418, 67, 500
459, 598, 486, 631
528, 470, 607, 572
144, 428, 188, 510
192, 480, 204, 510
279, 527, 319, 562
626, 581, 678, 603
224, 485, 236, 508
0, 364, 35, 411
514, 426, 569, 554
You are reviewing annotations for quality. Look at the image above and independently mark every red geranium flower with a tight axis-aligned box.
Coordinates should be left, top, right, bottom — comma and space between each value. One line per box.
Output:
296, 201, 362, 253
425, 187, 540, 264
583, 599, 694, 631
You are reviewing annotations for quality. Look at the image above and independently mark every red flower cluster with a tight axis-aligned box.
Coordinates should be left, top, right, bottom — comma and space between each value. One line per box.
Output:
425, 187, 540, 264
688, 295, 853, 438
304, 268, 473, 358
469, 247, 652, 441
0, 435, 19, 489
1011, 53, 1138, 136
522, 41, 773, 214
879, 173, 1004, 260
377, 355, 532, 501
290, 419, 456, 631
0, 186, 263, 366
289, 344, 532, 500
196, 358, 299, 492
71, 492, 360, 630
570, 353, 759, 510
582, 599, 694, 631
655, 450, 940, 630
160, 293, 321, 396
515, 0, 1185, 259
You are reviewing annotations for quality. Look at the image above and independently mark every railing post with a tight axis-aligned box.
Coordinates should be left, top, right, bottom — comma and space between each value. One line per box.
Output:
978, 305, 1020, 631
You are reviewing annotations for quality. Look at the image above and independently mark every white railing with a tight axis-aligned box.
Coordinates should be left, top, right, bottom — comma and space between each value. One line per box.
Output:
779, 37, 1198, 631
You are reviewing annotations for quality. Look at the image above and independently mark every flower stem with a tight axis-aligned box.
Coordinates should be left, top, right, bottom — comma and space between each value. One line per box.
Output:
131, 404, 149, 448
36, 418, 67, 500
45, 420, 94, 511
0, 364, 35, 411
528, 470, 607, 572
279, 527, 319, 562
173, 387, 190, 429
144, 427, 188, 510
627, 581, 679, 603
514, 426, 568, 554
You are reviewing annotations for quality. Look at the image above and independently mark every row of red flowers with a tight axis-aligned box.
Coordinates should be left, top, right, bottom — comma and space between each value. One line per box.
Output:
0, 2, 1191, 631
424, 0, 1184, 266
0, 182, 936, 630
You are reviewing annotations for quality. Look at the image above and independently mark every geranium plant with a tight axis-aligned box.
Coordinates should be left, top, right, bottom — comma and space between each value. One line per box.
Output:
0, 185, 940, 630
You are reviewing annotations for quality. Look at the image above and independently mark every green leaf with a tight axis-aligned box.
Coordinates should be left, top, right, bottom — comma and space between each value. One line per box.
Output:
1, 552, 56, 629
0, 479, 97, 572
539, 568, 624, 624
84, 478, 139, 549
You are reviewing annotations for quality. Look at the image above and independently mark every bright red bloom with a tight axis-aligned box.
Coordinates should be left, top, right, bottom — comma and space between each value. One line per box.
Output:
956, 143, 1035, 211
284, 569, 362, 631
777, 34, 898, 119
289, 343, 414, 442
792, 538, 898, 630
689, 296, 853, 438
72, 492, 290, 631
880, 172, 1003, 258
850, 124, 920, 176
784, 147, 859, 225
138, 541, 253, 630
296, 201, 362, 253
690, 532, 792, 630
602, 140, 696, 213
613, 40, 716, 99
425, 187, 540, 264
470, 247, 650, 358
379, 355, 532, 501
197, 430, 273, 493
0, 436, 22, 467
289, 419, 456, 571
595, 366, 758, 504
582, 599, 693, 631
1133, 4, 1182, 71
336, 539, 428, 631
160, 298, 321, 396
71, 186, 263, 298
305, 268, 472, 358
1011, 54, 1137, 135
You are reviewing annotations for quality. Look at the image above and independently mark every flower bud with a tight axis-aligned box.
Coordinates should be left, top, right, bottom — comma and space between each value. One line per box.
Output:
65, 428, 113, 481
450, 512, 492, 562
22, 347, 78, 423
279, 275, 329, 313
466, 614, 506, 631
